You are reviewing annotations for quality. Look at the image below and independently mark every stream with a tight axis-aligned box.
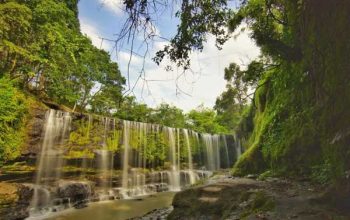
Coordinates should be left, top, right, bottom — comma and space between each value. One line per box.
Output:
32, 192, 175, 220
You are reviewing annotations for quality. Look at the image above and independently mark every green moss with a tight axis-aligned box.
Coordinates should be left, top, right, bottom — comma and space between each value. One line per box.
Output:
65, 149, 94, 159
257, 170, 278, 181
251, 191, 275, 211
240, 191, 275, 218
1, 162, 35, 174
232, 77, 273, 176
67, 118, 119, 159
232, 142, 266, 176
234, 49, 350, 181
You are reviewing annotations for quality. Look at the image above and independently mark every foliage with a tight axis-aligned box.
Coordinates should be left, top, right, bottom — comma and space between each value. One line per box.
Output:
187, 104, 228, 134
153, 0, 231, 68
0, 78, 28, 164
232, 0, 350, 184
0, 0, 125, 113
113, 96, 148, 120
0, 0, 235, 164
120, 0, 232, 68
214, 61, 257, 131
151, 103, 187, 128
115, 99, 230, 134
2, 0, 349, 186
65, 114, 200, 167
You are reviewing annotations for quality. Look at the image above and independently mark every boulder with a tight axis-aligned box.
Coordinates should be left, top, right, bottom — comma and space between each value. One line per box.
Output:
0, 182, 33, 220
57, 181, 94, 204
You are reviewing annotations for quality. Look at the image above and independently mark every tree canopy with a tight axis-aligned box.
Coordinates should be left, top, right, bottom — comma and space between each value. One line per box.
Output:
0, 0, 125, 112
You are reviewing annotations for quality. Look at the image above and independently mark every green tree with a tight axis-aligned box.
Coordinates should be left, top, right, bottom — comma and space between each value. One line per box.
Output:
186, 104, 227, 134
114, 96, 153, 121
0, 78, 28, 164
0, 0, 125, 111
0, 2, 42, 80
151, 103, 186, 128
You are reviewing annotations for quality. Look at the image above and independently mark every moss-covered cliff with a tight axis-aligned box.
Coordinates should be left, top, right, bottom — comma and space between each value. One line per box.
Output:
233, 1, 350, 184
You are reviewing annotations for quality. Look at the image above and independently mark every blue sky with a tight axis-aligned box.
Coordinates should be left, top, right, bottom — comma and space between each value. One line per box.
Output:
78, 0, 260, 112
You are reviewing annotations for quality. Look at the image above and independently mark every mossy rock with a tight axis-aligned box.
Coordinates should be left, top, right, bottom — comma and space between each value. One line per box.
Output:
168, 179, 262, 220
232, 143, 266, 177
240, 191, 275, 218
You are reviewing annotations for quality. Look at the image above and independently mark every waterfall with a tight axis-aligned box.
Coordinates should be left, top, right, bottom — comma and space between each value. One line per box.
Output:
81, 114, 92, 176
97, 117, 114, 194
30, 109, 240, 216
192, 131, 202, 166
213, 135, 220, 170
122, 120, 130, 191
234, 133, 242, 160
121, 121, 151, 197
31, 109, 71, 209
201, 134, 220, 171
183, 129, 196, 185
222, 135, 230, 168
165, 127, 181, 191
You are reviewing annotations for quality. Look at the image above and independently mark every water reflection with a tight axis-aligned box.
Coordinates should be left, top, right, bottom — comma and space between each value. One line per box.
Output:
44, 192, 175, 220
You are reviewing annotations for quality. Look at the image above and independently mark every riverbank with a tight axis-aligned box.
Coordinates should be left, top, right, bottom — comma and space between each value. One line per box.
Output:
3, 172, 350, 220
166, 175, 350, 219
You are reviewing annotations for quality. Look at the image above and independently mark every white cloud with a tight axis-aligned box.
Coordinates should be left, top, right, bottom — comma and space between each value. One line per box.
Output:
127, 27, 260, 112
97, 0, 124, 16
80, 17, 115, 52
117, 51, 144, 66
79, 8, 260, 112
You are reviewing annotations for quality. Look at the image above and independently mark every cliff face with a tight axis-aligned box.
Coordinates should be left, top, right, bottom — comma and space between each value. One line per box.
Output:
22, 105, 47, 156
232, 0, 350, 183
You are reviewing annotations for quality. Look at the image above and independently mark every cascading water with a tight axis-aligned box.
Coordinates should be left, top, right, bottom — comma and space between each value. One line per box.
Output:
201, 134, 221, 171
165, 127, 181, 191
29, 109, 241, 218
213, 135, 221, 170
233, 133, 242, 160
122, 120, 130, 193
222, 135, 231, 168
183, 129, 196, 185
31, 109, 71, 209
81, 114, 92, 176
192, 131, 202, 166
98, 117, 113, 195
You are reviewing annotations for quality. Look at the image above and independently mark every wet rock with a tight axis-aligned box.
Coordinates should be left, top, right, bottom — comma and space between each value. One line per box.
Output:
128, 206, 174, 220
90, 196, 100, 202
168, 178, 262, 220
156, 183, 169, 192
57, 181, 94, 204
0, 182, 33, 220
73, 200, 88, 209
52, 198, 62, 206
22, 106, 47, 156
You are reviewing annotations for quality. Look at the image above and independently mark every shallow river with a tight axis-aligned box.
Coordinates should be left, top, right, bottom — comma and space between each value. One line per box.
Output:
40, 192, 175, 220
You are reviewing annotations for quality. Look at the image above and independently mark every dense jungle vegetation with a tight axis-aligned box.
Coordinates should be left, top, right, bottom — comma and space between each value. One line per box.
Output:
1, 0, 350, 186
131, 0, 350, 184
0, 0, 240, 164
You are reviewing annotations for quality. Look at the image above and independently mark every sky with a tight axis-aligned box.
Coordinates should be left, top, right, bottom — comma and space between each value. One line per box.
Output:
78, 0, 260, 112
